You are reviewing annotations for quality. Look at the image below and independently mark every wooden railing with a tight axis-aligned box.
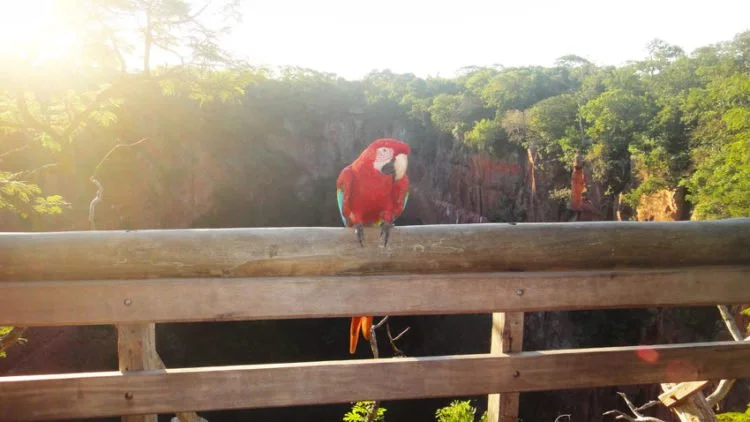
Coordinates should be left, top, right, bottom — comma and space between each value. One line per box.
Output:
0, 219, 749, 421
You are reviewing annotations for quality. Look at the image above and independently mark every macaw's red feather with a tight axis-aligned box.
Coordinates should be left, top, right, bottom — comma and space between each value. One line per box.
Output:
338, 138, 410, 354
336, 138, 410, 227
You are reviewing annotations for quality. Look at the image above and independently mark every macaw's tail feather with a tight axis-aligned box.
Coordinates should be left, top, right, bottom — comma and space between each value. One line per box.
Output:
349, 316, 374, 354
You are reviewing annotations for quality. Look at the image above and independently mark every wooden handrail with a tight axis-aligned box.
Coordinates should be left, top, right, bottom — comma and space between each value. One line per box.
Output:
1, 219, 748, 281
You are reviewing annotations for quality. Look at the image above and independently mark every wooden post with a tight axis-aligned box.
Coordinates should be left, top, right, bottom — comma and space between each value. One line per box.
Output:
487, 312, 524, 422
117, 324, 206, 422
118, 324, 158, 422
660, 382, 716, 422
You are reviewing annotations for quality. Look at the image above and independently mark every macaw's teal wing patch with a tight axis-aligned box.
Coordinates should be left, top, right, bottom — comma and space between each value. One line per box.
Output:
336, 188, 347, 226
402, 192, 409, 213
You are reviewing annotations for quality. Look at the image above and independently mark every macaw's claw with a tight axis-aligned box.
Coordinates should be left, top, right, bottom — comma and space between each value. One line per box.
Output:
354, 223, 364, 247
380, 222, 393, 247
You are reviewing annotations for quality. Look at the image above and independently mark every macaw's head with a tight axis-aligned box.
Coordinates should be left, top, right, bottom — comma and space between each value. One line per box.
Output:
356, 138, 411, 181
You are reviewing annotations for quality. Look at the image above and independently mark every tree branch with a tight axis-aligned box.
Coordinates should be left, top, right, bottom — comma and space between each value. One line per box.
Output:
89, 138, 148, 230
96, 17, 128, 74
0, 145, 29, 160
603, 392, 665, 421
717, 305, 744, 341
167, 0, 215, 26
705, 305, 748, 408
12, 163, 58, 178
362, 316, 410, 422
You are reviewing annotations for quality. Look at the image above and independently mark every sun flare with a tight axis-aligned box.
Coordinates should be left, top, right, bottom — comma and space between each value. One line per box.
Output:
0, 1, 80, 64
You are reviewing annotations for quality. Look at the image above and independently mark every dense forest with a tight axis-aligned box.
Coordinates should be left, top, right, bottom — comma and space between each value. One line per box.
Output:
0, 1, 748, 421
1, 4, 748, 228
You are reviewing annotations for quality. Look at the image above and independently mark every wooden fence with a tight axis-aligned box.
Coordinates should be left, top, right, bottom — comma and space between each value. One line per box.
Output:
0, 219, 749, 421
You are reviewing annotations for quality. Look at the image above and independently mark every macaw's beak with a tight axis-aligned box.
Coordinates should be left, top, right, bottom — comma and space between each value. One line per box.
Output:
380, 154, 408, 180
380, 160, 396, 176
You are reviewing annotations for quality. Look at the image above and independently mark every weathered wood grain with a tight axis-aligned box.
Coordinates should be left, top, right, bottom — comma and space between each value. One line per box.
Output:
1, 219, 748, 281
1, 341, 748, 420
660, 382, 716, 421
0, 267, 747, 326
487, 312, 524, 422
117, 325, 205, 422
659, 380, 710, 408
118, 324, 158, 422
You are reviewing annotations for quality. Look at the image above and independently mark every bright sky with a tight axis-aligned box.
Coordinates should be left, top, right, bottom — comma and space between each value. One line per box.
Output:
0, 0, 748, 80
226, 0, 750, 80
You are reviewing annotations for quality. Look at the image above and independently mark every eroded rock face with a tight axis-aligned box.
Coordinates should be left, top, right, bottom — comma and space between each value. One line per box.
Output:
637, 188, 689, 221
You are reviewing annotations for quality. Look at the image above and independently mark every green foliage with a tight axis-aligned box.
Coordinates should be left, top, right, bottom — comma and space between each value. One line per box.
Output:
341, 400, 489, 422
435, 400, 487, 422
718, 405, 750, 422
0, 172, 70, 218
465, 118, 505, 152
343, 401, 386, 422
0, 326, 16, 358
685, 138, 750, 219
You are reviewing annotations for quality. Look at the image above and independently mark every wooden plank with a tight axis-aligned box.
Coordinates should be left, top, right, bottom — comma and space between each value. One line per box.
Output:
0, 267, 748, 326
0, 219, 748, 281
659, 380, 710, 407
1, 341, 749, 420
118, 324, 158, 422
487, 312, 524, 422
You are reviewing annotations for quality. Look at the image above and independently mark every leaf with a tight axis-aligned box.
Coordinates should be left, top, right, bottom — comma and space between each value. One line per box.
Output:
36, 131, 62, 151
90, 109, 119, 127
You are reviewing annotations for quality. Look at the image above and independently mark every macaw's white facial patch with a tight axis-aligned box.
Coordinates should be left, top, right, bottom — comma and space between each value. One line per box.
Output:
373, 147, 394, 172
394, 153, 408, 180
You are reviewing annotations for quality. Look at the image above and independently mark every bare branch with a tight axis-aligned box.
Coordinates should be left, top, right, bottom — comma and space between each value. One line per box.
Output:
368, 322, 380, 359
92, 137, 148, 179
89, 138, 148, 230
635, 401, 661, 413
603, 410, 637, 421
717, 305, 744, 341
705, 305, 747, 408
167, 0, 215, 26
361, 316, 410, 422
372, 316, 389, 330
89, 178, 103, 231
96, 17, 128, 74
603, 392, 665, 422
0, 145, 29, 160
706, 379, 735, 409
13, 163, 58, 177
386, 323, 409, 357
151, 37, 188, 65
390, 326, 410, 343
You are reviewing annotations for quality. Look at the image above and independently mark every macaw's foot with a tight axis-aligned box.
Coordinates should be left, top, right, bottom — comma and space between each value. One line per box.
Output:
380, 222, 393, 247
354, 223, 364, 247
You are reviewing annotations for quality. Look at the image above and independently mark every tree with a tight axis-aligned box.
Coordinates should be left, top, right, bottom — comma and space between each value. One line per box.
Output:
0, 0, 245, 222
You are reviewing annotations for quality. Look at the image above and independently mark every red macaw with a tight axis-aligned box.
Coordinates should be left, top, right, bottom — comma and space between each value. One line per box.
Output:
336, 138, 410, 354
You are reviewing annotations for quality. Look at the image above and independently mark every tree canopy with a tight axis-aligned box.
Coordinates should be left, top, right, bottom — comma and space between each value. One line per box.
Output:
1, 1, 748, 225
